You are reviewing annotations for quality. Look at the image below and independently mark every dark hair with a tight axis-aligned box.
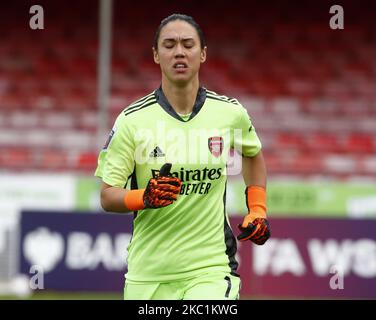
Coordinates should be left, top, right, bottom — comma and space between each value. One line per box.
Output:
153, 14, 206, 49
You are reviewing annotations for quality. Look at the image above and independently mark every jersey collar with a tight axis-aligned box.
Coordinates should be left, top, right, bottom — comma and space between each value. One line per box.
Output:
154, 86, 206, 122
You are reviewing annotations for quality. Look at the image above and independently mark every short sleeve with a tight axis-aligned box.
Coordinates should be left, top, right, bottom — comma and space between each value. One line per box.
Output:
94, 114, 135, 188
233, 106, 262, 157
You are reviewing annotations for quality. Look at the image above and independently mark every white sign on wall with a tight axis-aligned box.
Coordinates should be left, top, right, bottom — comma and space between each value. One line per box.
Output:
0, 174, 76, 211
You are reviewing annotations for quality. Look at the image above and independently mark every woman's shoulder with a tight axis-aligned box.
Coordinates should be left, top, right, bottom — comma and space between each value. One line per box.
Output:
123, 91, 158, 114
127, 91, 156, 107
116, 91, 159, 122
206, 89, 243, 112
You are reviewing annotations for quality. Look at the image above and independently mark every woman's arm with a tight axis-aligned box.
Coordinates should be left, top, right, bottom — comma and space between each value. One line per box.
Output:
100, 164, 182, 213
100, 183, 133, 213
238, 150, 270, 245
242, 150, 267, 188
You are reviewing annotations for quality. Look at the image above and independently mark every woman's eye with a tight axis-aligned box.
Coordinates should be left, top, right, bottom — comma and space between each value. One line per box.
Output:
163, 42, 174, 48
184, 42, 194, 48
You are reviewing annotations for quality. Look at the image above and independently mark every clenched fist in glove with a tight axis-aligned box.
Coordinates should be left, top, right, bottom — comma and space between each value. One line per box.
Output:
237, 186, 271, 245
143, 164, 182, 208
124, 163, 182, 210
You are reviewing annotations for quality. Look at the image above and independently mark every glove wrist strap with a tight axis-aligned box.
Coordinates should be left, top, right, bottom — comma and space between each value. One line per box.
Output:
124, 189, 145, 211
245, 186, 267, 219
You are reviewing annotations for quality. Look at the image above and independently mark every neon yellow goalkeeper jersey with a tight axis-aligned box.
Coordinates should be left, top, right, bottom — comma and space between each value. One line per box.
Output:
95, 87, 262, 282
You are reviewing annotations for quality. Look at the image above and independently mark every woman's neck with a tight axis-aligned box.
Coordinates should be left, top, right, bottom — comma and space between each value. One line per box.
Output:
161, 78, 200, 115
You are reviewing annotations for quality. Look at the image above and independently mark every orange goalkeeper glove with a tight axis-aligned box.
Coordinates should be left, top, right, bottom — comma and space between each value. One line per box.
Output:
237, 186, 271, 245
123, 163, 182, 210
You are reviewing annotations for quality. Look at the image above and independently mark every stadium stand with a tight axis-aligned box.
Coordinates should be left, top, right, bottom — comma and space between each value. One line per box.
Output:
0, 0, 375, 178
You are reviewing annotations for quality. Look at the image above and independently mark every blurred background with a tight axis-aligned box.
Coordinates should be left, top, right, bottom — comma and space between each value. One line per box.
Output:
0, 0, 375, 299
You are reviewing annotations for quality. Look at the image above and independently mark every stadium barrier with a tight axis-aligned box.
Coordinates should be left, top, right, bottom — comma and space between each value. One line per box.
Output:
16, 211, 376, 298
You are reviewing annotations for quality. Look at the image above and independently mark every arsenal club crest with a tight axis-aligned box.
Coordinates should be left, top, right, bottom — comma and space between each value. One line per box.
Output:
208, 136, 223, 157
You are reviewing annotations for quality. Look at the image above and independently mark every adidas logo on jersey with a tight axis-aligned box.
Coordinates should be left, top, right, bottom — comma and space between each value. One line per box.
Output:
149, 146, 165, 158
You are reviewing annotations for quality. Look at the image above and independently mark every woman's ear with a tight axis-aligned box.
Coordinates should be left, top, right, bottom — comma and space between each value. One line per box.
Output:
153, 47, 160, 64
200, 46, 207, 63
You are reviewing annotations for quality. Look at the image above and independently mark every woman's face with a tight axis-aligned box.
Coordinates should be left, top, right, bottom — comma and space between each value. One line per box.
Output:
153, 20, 207, 86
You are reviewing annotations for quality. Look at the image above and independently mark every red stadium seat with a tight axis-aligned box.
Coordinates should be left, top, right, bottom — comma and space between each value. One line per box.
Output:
36, 150, 68, 170
0, 148, 32, 169
308, 133, 343, 153
76, 152, 98, 171
345, 134, 375, 154
276, 133, 305, 151
289, 152, 323, 175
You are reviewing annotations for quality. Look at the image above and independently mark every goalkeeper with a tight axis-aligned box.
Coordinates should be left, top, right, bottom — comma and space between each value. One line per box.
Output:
95, 13, 270, 300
